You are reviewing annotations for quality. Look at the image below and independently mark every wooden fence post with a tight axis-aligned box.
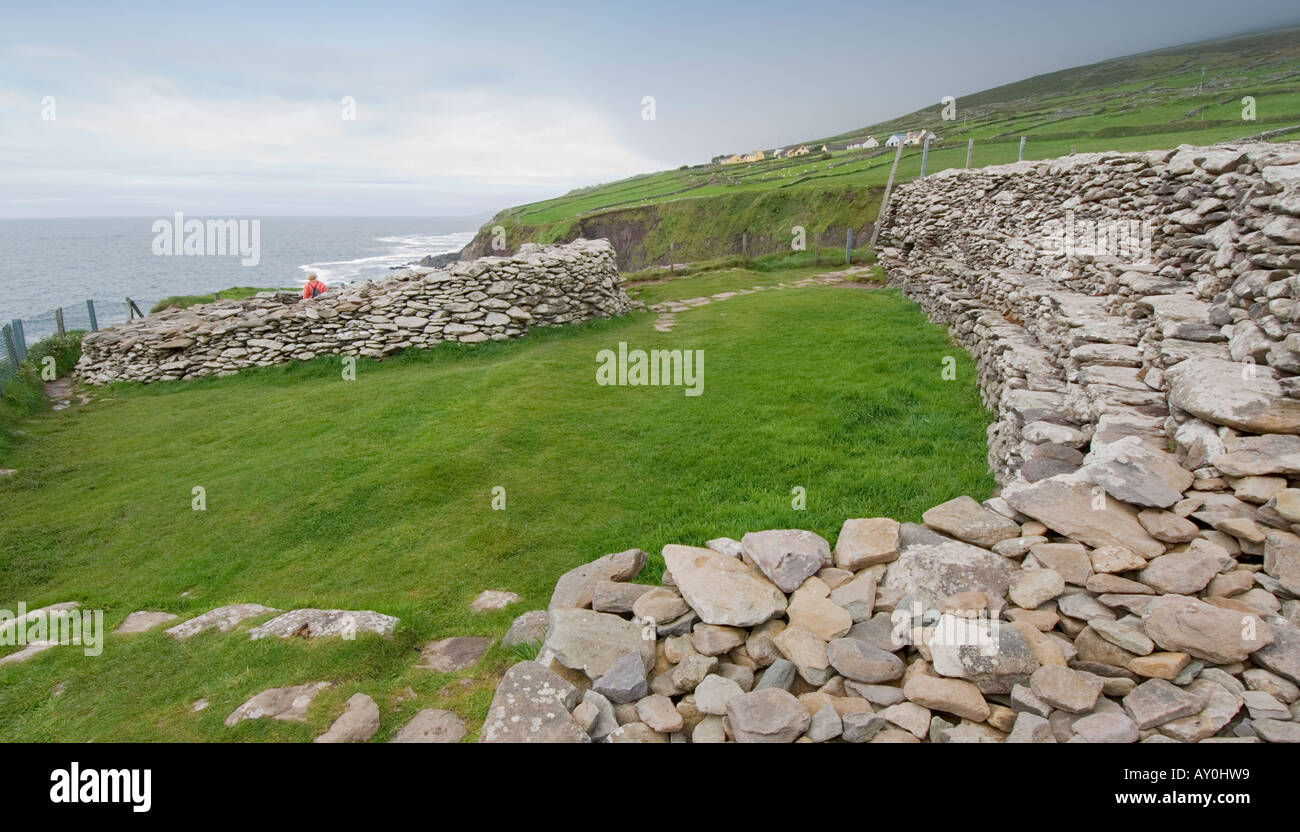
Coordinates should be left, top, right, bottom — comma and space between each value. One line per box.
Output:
1018, 136, 1026, 161
920, 136, 931, 178
966, 137, 974, 169
2, 324, 18, 369
86, 299, 98, 331
845, 228, 853, 265
11, 320, 27, 362
55, 307, 65, 337
869, 142, 905, 252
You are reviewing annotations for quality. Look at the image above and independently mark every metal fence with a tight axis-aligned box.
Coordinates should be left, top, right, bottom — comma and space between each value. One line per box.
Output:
1, 297, 149, 386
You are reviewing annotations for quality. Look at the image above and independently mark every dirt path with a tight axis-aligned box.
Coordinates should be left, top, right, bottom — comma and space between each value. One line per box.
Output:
645, 266, 880, 331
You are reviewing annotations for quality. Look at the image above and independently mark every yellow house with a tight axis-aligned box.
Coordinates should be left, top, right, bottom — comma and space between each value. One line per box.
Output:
720, 153, 744, 165
741, 150, 766, 163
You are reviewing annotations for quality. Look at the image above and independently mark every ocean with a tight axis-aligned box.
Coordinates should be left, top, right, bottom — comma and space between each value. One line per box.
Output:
0, 216, 482, 342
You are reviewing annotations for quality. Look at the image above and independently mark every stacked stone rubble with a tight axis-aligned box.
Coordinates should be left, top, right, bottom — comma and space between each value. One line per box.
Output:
877, 141, 1300, 484
75, 239, 627, 385
482, 142, 1300, 743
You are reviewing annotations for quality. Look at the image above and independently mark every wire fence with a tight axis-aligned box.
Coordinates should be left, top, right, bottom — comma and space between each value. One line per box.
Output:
2, 297, 149, 386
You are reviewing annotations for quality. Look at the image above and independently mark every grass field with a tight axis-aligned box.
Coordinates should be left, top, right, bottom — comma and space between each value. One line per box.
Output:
472, 27, 1300, 270
0, 267, 994, 741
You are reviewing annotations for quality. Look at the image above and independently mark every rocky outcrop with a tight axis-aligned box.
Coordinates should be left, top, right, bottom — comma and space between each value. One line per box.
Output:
75, 239, 627, 385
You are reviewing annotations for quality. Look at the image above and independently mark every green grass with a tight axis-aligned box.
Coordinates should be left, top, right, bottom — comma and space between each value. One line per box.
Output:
0, 270, 994, 741
465, 27, 1300, 270
1, 333, 85, 459
150, 286, 287, 313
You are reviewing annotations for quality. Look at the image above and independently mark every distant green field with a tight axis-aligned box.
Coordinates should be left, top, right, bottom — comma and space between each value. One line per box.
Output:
150, 286, 289, 314
473, 27, 1300, 269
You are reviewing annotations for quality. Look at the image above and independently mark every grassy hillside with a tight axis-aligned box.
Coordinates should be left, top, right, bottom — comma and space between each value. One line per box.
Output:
0, 268, 993, 741
465, 26, 1300, 269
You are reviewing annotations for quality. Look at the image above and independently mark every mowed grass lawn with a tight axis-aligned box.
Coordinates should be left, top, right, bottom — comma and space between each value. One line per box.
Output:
0, 270, 994, 740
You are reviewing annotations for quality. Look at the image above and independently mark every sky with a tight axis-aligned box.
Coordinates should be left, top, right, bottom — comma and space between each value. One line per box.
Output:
1, 0, 1298, 218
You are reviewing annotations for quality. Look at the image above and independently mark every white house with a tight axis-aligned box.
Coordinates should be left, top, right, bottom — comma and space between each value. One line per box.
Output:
904, 129, 938, 146
885, 133, 906, 147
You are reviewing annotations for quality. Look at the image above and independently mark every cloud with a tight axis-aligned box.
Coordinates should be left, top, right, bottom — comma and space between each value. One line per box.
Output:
7, 44, 81, 61
0, 76, 663, 202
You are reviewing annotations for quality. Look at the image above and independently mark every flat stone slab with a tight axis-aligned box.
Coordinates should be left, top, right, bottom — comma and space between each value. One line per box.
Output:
662, 544, 787, 627
224, 681, 332, 726
166, 604, 279, 641
502, 610, 549, 646
0, 642, 58, 665
314, 693, 380, 743
0, 602, 80, 640
1167, 357, 1300, 435
416, 636, 493, 672
480, 661, 589, 743
115, 611, 179, 634
883, 524, 1015, 606
1002, 474, 1165, 558
472, 590, 521, 612
389, 709, 466, 743
247, 609, 398, 640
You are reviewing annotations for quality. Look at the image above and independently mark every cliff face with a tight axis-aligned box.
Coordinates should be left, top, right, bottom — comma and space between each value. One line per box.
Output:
462, 185, 884, 272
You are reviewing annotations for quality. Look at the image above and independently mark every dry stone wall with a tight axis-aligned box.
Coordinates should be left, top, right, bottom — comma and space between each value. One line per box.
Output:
875, 141, 1300, 485
481, 142, 1300, 744
75, 239, 626, 385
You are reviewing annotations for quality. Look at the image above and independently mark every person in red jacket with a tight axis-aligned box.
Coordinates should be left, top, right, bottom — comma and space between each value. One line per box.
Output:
302, 273, 328, 299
